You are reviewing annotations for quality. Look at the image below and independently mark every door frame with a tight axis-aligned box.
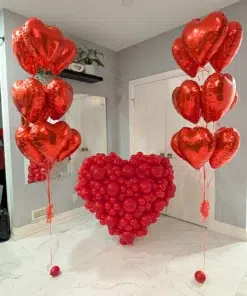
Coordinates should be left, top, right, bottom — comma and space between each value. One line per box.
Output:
129, 67, 216, 230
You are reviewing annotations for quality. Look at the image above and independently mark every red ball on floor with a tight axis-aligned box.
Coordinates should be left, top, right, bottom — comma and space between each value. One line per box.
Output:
50, 265, 61, 277
195, 270, 206, 283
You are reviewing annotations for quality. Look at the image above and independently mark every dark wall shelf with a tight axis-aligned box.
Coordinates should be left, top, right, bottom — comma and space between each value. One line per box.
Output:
59, 69, 103, 84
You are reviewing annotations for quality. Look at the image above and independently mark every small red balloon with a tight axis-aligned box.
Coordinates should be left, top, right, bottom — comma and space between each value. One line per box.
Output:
122, 165, 134, 178
123, 198, 137, 213
50, 265, 61, 277
107, 182, 120, 196
195, 270, 206, 284
93, 167, 106, 181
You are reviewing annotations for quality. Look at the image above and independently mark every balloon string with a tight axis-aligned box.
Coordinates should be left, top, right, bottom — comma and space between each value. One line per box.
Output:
202, 165, 207, 272
46, 162, 54, 267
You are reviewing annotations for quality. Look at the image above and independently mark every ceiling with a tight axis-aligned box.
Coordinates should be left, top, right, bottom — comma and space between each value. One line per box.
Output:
0, 0, 241, 51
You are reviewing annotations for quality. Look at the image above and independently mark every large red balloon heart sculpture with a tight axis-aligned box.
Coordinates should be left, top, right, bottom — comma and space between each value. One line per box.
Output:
75, 152, 176, 245
12, 17, 81, 276
171, 11, 242, 283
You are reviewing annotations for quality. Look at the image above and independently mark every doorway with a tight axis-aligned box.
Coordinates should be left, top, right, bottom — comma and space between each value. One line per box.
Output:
129, 69, 215, 227
66, 94, 108, 175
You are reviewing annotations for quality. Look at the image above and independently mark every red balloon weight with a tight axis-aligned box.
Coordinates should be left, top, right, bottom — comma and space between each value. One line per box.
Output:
172, 80, 202, 124
57, 128, 81, 162
23, 18, 63, 69
123, 198, 137, 213
209, 127, 240, 169
182, 11, 228, 67
12, 28, 39, 75
107, 182, 120, 197
172, 37, 200, 77
50, 265, 61, 277
30, 121, 71, 163
12, 78, 46, 123
202, 73, 236, 123
15, 124, 44, 164
45, 78, 73, 120
200, 200, 210, 221
49, 38, 77, 75
210, 21, 243, 72
195, 270, 206, 284
178, 127, 216, 170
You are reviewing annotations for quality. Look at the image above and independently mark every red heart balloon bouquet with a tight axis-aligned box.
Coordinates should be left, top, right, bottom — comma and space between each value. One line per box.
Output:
75, 152, 176, 245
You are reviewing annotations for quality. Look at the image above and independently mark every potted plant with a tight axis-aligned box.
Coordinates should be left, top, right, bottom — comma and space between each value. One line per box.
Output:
75, 45, 104, 75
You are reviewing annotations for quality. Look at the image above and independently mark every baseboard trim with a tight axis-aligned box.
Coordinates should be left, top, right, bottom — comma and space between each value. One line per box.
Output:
12, 207, 85, 240
208, 219, 247, 241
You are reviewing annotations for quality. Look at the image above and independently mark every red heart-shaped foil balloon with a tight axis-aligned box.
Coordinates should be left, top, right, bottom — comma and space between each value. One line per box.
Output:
171, 132, 187, 161
172, 87, 180, 114
46, 78, 73, 120
12, 28, 39, 75
30, 121, 71, 163
210, 21, 243, 72
49, 39, 77, 75
75, 152, 176, 245
209, 127, 240, 169
182, 11, 228, 67
23, 18, 63, 69
15, 124, 44, 164
202, 73, 236, 123
229, 91, 238, 111
12, 78, 46, 123
172, 80, 202, 124
172, 37, 200, 77
57, 128, 81, 162
177, 127, 216, 170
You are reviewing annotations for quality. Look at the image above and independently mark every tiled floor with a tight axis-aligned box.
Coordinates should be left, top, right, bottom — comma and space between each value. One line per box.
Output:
1, 209, 247, 295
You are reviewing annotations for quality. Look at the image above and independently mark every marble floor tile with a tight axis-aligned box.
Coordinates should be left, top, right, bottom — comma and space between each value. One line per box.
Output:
1, 211, 247, 295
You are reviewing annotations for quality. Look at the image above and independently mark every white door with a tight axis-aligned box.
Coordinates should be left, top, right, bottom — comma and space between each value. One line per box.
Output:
130, 70, 214, 227
66, 95, 107, 175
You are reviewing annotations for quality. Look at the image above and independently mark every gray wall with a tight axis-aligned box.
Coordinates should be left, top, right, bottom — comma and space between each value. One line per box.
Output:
117, 0, 247, 228
0, 9, 117, 227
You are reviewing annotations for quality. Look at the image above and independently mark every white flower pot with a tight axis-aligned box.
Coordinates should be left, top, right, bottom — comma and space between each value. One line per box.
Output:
84, 64, 96, 75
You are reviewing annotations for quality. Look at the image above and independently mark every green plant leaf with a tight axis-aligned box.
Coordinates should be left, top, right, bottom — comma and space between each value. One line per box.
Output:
92, 59, 104, 67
